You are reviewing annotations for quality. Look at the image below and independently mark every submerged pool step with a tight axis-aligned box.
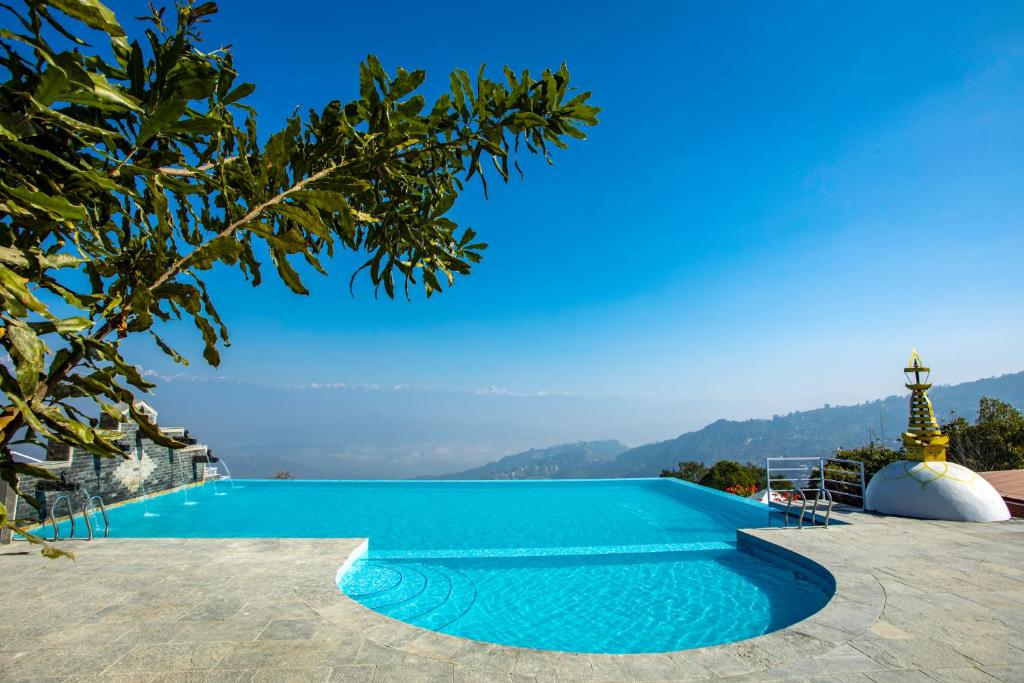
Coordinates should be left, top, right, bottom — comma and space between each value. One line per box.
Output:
342, 562, 404, 599
345, 559, 478, 631
416, 565, 477, 631
372, 540, 736, 560
360, 564, 428, 609
384, 563, 453, 621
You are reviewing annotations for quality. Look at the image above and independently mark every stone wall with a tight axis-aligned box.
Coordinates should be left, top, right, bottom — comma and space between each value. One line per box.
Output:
12, 401, 217, 525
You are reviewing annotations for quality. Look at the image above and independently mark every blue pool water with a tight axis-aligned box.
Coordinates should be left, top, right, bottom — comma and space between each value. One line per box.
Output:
39, 478, 832, 653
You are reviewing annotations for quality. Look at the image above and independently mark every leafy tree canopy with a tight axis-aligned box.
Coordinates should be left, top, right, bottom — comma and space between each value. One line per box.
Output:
944, 397, 1024, 472
659, 460, 708, 483
834, 440, 903, 482
0, 0, 598, 553
661, 459, 766, 492
698, 460, 765, 491
834, 397, 1024, 481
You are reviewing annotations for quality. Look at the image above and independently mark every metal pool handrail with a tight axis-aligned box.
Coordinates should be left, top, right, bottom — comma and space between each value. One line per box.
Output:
777, 487, 833, 529
783, 489, 806, 528
812, 488, 833, 528
82, 495, 109, 540
48, 495, 75, 541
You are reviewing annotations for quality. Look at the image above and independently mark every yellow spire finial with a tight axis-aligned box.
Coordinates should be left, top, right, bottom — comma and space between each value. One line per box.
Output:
901, 349, 947, 462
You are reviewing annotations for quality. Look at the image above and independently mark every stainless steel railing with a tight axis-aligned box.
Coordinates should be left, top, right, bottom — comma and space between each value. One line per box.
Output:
47, 495, 75, 541
766, 456, 865, 511
777, 487, 834, 528
82, 495, 109, 540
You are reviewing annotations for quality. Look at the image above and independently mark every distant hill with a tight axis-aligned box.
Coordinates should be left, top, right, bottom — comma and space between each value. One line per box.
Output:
421, 440, 628, 480
134, 377, 711, 479
599, 372, 1024, 477
428, 372, 1024, 480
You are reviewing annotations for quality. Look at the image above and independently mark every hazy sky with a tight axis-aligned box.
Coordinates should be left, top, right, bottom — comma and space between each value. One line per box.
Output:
109, 0, 1022, 420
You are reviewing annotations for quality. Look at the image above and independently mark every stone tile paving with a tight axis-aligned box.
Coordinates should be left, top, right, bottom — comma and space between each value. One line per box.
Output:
1, 511, 1022, 682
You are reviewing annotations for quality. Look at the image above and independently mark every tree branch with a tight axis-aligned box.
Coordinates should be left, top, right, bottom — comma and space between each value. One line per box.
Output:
110, 156, 239, 178
147, 161, 342, 292
0, 161, 343, 452
2, 130, 495, 452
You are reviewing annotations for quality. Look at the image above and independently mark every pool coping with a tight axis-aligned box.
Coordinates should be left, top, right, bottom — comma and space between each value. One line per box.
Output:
3, 502, 1022, 680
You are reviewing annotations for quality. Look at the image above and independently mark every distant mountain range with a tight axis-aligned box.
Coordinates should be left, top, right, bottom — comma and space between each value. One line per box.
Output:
420, 440, 628, 480
429, 372, 1024, 480
139, 378, 718, 479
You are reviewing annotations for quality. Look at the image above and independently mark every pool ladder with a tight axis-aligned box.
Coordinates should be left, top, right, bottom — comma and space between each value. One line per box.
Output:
47, 494, 109, 541
778, 488, 833, 529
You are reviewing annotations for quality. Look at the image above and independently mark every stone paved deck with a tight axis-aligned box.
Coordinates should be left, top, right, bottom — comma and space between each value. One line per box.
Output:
1, 511, 1023, 682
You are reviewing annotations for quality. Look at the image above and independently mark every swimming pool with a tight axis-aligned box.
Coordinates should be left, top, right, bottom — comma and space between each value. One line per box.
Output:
39, 478, 833, 653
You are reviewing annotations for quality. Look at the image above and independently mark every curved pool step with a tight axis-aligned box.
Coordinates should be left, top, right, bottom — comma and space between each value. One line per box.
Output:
417, 565, 478, 632
343, 562, 404, 599
344, 559, 478, 632
384, 563, 453, 621
360, 563, 429, 609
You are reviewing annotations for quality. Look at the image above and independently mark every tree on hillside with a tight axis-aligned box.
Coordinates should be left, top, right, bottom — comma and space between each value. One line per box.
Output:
697, 460, 765, 492
833, 397, 1024, 481
660, 460, 708, 483
944, 397, 1024, 472
660, 459, 770, 492
0, 0, 598, 555
833, 440, 902, 483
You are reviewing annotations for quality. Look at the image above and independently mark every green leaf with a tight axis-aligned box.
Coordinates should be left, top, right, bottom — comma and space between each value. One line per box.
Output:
28, 317, 92, 334
37, 253, 84, 270
44, 0, 125, 37
7, 321, 45, 395
0, 264, 48, 315
0, 460, 58, 480
274, 204, 327, 237
165, 117, 221, 136
0, 246, 30, 268
191, 2, 218, 19
35, 65, 70, 106
0, 183, 87, 222
390, 68, 425, 99
165, 59, 218, 101
137, 98, 188, 144
223, 82, 255, 104
512, 112, 548, 128
81, 71, 141, 111
192, 315, 221, 366
150, 331, 189, 366
127, 40, 145, 96
130, 402, 186, 449
32, 402, 90, 441
290, 189, 345, 212
4, 520, 74, 559
270, 248, 309, 295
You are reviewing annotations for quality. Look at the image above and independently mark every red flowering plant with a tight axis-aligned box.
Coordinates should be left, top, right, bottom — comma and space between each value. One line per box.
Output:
725, 484, 758, 497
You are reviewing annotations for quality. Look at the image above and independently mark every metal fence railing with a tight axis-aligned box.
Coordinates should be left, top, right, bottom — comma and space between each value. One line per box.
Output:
766, 456, 866, 510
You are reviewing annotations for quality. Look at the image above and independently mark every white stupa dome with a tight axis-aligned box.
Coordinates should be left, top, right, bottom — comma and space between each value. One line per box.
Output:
865, 460, 1010, 522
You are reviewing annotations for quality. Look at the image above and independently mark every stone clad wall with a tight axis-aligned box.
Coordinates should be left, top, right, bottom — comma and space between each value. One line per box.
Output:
12, 402, 215, 525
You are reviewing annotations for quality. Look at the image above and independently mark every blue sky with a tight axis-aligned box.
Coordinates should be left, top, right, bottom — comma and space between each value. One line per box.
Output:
114, 0, 1023, 417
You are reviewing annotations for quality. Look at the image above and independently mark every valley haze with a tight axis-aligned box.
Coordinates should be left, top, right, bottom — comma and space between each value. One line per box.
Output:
141, 371, 1024, 480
